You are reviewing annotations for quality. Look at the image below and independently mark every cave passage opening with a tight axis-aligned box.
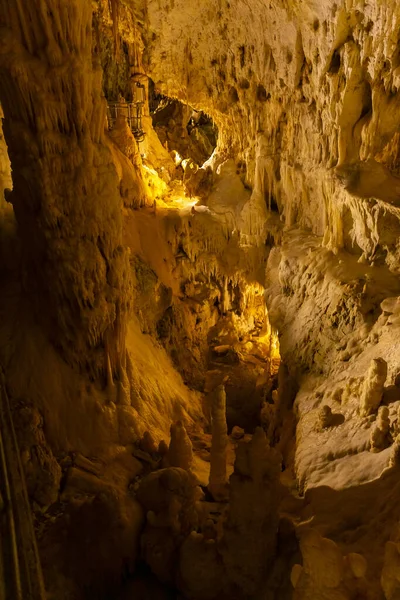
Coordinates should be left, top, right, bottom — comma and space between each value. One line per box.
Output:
131, 80, 220, 210
149, 80, 218, 170
204, 281, 281, 434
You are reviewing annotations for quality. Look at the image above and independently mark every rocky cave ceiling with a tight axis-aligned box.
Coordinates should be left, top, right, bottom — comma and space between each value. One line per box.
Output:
1, 0, 400, 598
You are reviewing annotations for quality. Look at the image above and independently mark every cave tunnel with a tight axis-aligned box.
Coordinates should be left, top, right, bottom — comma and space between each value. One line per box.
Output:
1, 1, 400, 599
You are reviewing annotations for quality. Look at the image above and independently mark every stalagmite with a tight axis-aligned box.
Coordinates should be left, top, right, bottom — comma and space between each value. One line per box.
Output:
158, 439, 169, 456
220, 427, 282, 595
370, 406, 391, 453
318, 404, 334, 430
389, 435, 400, 468
167, 420, 194, 471
208, 383, 228, 501
140, 430, 158, 454
360, 358, 388, 417
178, 531, 225, 600
136, 467, 203, 584
292, 530, 371, 600
221, 277, 231, 314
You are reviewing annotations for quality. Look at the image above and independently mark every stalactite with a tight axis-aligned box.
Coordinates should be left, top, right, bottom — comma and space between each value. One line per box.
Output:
108, 0, 120, 59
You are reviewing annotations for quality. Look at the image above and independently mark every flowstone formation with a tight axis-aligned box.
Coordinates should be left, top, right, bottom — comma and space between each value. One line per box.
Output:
3, 0, 400, 599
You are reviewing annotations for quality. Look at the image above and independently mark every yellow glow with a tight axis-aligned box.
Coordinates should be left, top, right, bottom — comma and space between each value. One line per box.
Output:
141, 162, 169, 201
141, 159, 198, 210
142, 164, 158, 177
256, 328, 279, 351
181, 158, 191, 170
270, 330, 280, 360
240, 281, 281, 371
173, 151, 183, 165
174, 196, 198, 208
156, 195, 199, 210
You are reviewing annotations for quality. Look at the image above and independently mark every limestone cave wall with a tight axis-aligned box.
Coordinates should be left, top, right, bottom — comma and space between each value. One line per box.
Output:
1, 0, 400, 599
144, 0, 400, 259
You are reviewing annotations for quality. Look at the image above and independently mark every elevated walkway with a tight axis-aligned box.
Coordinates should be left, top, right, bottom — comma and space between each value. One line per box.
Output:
107, 84, 146, 143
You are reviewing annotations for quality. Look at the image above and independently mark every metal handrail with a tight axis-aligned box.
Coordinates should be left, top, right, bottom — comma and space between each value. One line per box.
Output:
107, 101, 145, 143
0, 373, 47, 600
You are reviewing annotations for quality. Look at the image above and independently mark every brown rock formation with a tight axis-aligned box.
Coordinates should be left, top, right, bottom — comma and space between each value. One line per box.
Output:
208, 383, 228, 500
3, 0, 400, 598
220, 427, 283, 595
167, 420, 194, 471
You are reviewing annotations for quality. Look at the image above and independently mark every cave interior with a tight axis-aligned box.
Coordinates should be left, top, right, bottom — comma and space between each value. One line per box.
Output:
2, 1, 400, 599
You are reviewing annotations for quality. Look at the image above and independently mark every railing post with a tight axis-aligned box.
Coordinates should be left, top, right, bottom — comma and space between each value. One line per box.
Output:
106, 101, 145, 143
0, 373, 47, 600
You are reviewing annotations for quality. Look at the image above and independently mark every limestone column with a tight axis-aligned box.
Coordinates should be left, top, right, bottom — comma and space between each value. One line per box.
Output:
0, 0, 132, 377
208, 383, 228, 500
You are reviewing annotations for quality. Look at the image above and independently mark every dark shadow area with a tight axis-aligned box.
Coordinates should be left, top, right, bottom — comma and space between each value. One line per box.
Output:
148, 80, 218, 166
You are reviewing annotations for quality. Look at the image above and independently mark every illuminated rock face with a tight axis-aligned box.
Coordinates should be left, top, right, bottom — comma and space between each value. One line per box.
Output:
127, 2, 400, 598
144, 0, 400, 262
